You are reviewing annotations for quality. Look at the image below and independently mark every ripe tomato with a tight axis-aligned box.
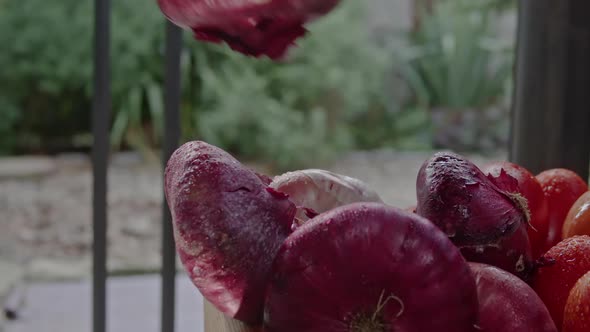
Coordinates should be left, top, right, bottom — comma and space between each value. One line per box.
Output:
536, 169, 588, 256
533, 236, 590, 329
563, 191, 590, 239
563, 270, 590, 332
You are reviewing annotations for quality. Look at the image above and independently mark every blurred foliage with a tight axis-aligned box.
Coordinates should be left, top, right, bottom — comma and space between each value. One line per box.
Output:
468, 0, 516, 12
400, 0, 513, 109
0, 0, 427, 168
0, 0, 165, 154
0, 0, 92, 153
398, 0, 515, 151
0, 0, 516, 164
0, 96, 19, 153
182, 1, 430, 169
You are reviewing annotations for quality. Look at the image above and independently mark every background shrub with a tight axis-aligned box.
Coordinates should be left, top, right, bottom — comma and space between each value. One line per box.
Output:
0, 0, 513, 168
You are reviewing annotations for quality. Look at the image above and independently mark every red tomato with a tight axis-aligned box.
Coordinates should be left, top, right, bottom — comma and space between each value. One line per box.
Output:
563, 270, 590, 332
562, 191, 590, 239
536, 169, 588, 256
482, 161, 548, 259
533, 236, 590, 330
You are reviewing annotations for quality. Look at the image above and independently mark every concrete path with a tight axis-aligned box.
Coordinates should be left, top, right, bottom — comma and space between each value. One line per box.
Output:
5, 274, 204, 332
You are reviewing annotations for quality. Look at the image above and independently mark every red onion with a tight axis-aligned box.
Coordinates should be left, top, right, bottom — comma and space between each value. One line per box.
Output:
461, 167, 535, 281
157, 0, 341, 59
469, 263, 557, 332
264, 202, 479, 331
165, 141, 296, 323
416, 152, 528, 247
270, 169, 383, 224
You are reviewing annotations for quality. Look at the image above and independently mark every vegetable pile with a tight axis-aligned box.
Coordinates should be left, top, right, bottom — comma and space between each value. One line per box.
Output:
165, 141, 590, 331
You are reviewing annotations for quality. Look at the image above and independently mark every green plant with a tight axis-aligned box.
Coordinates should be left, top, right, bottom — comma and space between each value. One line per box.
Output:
0, 97, 19, 154
176, 0, 416, 170
461, 0, 516, 12
400, 0, 513, 109
0, 1, 93, 153
398, 0, 514, 151
0, 0, 428, 166
0, 0, 166, 154
109, 1, 166, 157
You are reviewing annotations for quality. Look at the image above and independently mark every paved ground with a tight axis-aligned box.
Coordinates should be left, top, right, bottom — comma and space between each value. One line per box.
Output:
4, 274, 203, 332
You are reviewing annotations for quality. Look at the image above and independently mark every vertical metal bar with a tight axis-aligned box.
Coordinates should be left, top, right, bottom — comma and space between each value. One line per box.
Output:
510, 0, 590, 180
92, 0, 110, 331
161, 21, 183, 332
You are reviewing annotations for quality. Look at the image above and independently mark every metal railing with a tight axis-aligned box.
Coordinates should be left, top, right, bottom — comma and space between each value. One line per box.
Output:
160, 21, 183, 332
91, 0, 110, 330
90, 1, 590, 332
91, 0, 182, 331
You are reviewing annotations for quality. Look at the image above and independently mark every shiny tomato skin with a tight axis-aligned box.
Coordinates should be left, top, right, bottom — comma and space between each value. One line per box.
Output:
563, 191, 590, 239
532, 236, 590, 330
563, 270, 590, 332
536, 169, 588, 257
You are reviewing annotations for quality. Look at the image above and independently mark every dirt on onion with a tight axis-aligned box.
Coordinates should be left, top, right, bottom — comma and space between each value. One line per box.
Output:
461, 224, 534, 282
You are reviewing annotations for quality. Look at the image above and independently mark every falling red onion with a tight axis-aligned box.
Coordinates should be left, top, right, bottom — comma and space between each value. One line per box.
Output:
157, 0, 341, 59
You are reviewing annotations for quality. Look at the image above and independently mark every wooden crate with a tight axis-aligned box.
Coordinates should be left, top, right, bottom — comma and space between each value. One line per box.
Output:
204, 301, 261, 332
